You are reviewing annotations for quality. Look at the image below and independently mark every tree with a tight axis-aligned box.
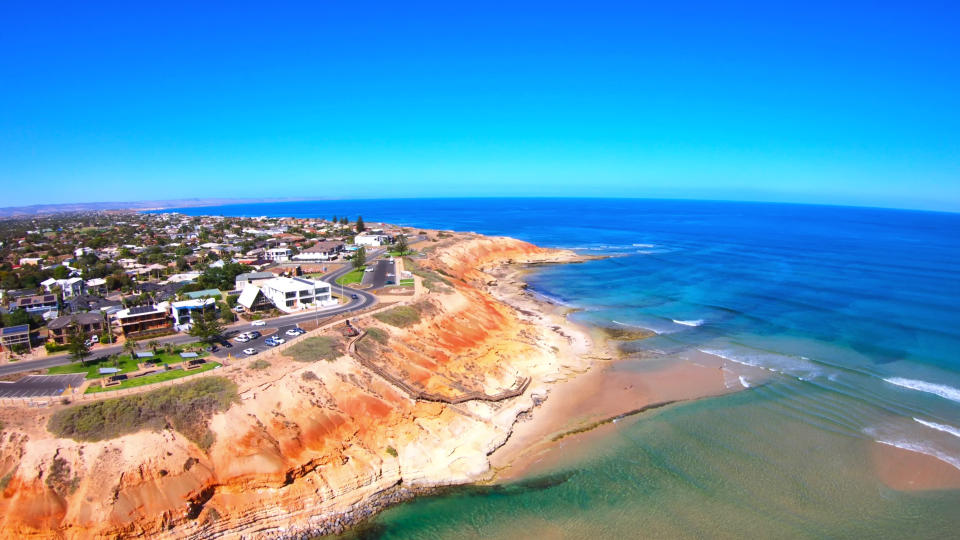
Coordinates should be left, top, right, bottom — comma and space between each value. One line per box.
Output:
123, 339, 138, 358
189, 309, 224, 345
147, 340, 160, 354
352, 246, 367, 270
67, 322, 91, 366
355, 215, 366, 233
395, 234, 409, 256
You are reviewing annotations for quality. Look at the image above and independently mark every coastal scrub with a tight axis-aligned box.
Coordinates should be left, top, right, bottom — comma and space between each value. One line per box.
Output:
48, 377, 237, 449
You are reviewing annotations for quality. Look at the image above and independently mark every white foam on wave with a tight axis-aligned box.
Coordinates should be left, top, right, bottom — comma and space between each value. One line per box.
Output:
914, 418, 960, 440
738, 376, 751, 388
699, 346, 821, 379
874, 439, 960, 471
632, 243, 655, 248
883, 377, 960, 404
612, 320, 662, 335
672, 319, 704, 327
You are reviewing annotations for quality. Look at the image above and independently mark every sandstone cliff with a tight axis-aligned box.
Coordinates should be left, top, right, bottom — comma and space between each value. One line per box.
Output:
0, 234, 590, 538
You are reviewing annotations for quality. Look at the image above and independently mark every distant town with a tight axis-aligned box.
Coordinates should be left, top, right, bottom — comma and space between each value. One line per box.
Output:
0, 210, 422, 387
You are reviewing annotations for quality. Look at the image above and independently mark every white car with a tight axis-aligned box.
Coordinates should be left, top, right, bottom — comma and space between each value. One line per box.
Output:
364, 268, 374, 272
234, 335, 250, 343
272, 337, 286, 345
286, 329, 301, 337
243, 348, 257, 355
251, 320, 266, 326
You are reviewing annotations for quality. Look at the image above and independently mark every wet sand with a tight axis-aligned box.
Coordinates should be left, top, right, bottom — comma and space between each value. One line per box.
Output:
490, 346, 769, 481
871, 441, 960, 491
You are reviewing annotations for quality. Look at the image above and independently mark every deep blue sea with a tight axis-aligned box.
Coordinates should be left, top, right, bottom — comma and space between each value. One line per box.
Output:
161, 198, 960, 538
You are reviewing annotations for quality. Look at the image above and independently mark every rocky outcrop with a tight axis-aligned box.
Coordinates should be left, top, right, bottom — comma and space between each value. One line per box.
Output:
0, 234, 589, 538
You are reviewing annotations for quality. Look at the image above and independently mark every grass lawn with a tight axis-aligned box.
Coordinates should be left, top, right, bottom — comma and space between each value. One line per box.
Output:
398, 278, 415, 286
387, 250, 415, 258
48, 349, 208, 379
336, 267, 366, 285
85, 361, 220, 393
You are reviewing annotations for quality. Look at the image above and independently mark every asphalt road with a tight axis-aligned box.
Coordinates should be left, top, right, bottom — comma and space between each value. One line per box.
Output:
0, 260, 379, 378
363, 259, 396, 289
0, 374, 86, 398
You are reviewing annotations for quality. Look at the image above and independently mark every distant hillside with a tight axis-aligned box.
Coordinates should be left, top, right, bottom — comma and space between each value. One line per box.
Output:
0, 198, 307, 218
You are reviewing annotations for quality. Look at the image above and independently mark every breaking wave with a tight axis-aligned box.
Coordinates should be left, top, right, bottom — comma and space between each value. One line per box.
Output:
883, 377, 960, 404
672, 319, 704, 327
914, 418, 960, 440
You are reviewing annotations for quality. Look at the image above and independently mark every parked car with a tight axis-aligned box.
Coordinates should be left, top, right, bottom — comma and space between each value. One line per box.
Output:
273, 337, 286, 345
286, 329, 301, 337
248, 331, 261, 339
206, 345, 219, 353
251, 320, 266, 326
242, 348, 257, 355
234, 335, 250, 343
264, 338, 278, 347
233, 306, 245, 313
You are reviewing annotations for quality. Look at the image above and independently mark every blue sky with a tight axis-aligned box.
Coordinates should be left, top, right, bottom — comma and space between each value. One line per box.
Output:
1, 2, 959, 211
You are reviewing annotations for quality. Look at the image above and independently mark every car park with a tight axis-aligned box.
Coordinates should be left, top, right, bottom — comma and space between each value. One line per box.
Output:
243, 348, 257, 355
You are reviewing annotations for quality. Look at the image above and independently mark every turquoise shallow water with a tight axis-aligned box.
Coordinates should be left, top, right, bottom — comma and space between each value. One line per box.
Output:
162, 199, 960, 537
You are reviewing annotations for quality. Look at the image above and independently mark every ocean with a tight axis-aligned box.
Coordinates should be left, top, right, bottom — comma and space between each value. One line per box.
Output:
160, 198, 960, 538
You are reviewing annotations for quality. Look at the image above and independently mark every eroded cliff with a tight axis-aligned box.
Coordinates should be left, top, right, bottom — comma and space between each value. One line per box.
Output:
0, 234, 590, 538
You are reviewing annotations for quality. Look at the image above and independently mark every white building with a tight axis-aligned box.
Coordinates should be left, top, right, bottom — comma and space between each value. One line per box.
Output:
238, 276, 334, 314
40, 277, 86, 298
354, 234, 389, 247
265, 247, 291, 262
170, 298, 218, 328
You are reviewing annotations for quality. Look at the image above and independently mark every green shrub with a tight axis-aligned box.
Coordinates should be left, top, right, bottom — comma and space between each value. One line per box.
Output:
249, 359, 270, 370
286, 336, 344, 362
386, 446, 398, 457
45, 341, 69, 353
48, 377, 237, 449
0, 471, 13, 490
373, 305, 420, 328
365, 327, 388, 344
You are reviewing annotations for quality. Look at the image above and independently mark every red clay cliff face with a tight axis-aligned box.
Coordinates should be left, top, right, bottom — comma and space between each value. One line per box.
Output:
0, 235, 583, 539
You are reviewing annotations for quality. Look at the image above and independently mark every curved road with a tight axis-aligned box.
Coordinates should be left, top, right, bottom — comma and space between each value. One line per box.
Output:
0, 262, 378, 378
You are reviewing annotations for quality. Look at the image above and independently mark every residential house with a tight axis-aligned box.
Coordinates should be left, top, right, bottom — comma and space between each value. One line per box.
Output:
0, 325, 32, 352
293, 240, 344, 261
354, 233, 390, 247
264, 247, 291, 262
170, 298, 217, 327
234, 272, 275, 291
41, 277, 86, 298
14, 294, 59, 316
115, 305, 173, 338
47, 313, 105, 345
238, 276, 333, 314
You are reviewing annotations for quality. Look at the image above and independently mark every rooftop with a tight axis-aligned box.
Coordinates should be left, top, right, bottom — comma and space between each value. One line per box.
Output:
0, 325, 30, 336
47, 312, 103, 330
